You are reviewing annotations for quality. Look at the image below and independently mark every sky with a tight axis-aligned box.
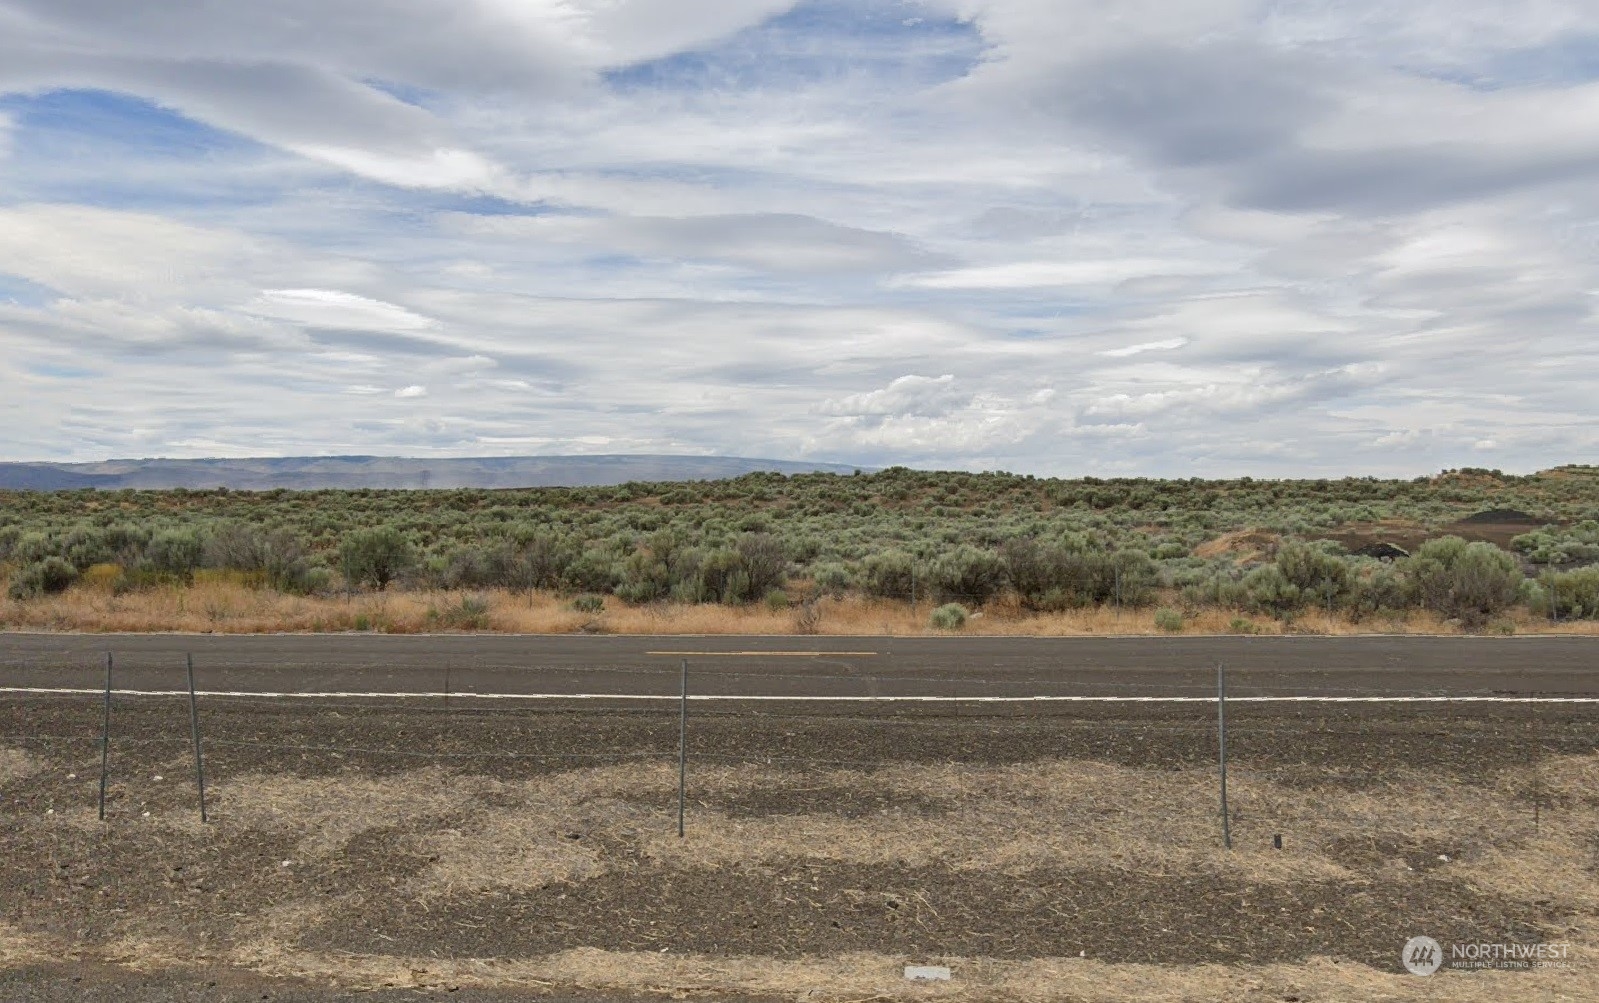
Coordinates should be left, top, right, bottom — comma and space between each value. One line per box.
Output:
0, 0, 1596, 477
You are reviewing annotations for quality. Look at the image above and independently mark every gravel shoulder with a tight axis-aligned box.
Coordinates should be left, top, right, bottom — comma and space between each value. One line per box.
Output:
2, 696, 1596, 1000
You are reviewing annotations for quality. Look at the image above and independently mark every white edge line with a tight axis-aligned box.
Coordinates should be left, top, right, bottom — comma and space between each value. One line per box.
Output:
2, 688, 1596, 704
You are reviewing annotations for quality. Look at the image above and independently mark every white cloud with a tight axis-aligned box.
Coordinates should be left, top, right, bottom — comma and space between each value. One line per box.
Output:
395, 385, 428, 398
819, 374, 966, 418
0, 1, 798, 194
0, 1, 1595, 473
250, 289, 435, 332
0, 204, 264, 300
1099, 337, 1188, 358
894, 259, 1219, 289
457, 212, 935, 275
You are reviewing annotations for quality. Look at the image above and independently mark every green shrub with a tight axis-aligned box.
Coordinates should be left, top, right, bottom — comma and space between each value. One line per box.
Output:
1154, 607, 1184, 632
615, 547, 672, 603
431, 595, 491, 630
564, 549, 621, 594
9, 532, 56, 566
1544, 565, 1599, 619
930, 602, 968, 630
862, 550, 917, 601
142, 528, 205, 583
1243, 564, 1302, 617
206, 522, 315, 593
692, 548, 752, 604
737, 533, 789, 599
1512, 520, 1599, 565
570, 594, 605, 614
1405, 536, 1523, 627
811, 562, 851, 597
338, 526, 417, 591
1274, 540, 1352, 608
1244, 541, 1352, 615
1111, 548, 1159, 606
927, 545, 1006, 605
1227, 616, 1259, 635
0, 525, 20, 563
7, 557, 78, 600
763, 588, 790, 611
302, 567, 333, 594
1349, 565, 1407, 619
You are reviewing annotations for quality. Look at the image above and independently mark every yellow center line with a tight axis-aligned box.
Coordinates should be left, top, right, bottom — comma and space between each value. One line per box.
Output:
645, 650, 880, 657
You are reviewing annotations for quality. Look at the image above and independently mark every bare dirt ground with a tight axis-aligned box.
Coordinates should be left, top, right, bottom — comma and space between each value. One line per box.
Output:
2, 696, 1598, 1000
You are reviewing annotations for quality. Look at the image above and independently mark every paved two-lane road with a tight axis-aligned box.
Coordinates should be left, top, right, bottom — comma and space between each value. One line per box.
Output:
0, 632, 1595, 699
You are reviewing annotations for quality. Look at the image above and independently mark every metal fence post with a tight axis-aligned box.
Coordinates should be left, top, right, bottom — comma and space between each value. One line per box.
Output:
678, 658, 688, 838
1217, 661, 1231, 850
186, 654, 208, 823
98, 652, 112, 821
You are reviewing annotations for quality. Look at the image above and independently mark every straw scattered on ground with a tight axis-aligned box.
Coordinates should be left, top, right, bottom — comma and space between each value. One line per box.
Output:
6, 712, 1598, 1000
178, 944, 1599, 1002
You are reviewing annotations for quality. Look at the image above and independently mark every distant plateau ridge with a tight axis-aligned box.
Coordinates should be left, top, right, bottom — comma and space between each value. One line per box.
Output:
0, 455, 874, 491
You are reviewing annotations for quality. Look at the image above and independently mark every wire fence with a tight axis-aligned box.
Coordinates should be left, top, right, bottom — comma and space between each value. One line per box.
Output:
2, 650, 1591, 857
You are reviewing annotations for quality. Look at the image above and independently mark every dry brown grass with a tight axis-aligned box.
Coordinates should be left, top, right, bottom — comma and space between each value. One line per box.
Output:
0, 923, 53, 968
1192, 529, 1282, 562
6, 581, 1598, 636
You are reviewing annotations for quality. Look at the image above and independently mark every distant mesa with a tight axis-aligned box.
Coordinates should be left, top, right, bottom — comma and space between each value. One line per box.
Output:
0, 455, 874, 491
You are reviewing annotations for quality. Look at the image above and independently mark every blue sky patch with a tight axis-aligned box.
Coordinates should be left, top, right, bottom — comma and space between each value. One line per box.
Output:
0, 273, 57, 308
605, 0, 984, 93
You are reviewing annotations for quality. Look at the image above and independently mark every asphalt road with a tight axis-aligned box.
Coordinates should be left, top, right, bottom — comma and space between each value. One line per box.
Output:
0, 632, 1595, 699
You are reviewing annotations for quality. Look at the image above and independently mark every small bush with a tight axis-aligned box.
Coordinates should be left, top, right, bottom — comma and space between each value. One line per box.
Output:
793, 597, 822, 634
1228, 616, 1259, 634
571, 594, 605, 614
811, 562, 851, 597
763, 588, 790, 611
565, 549, 621, 595
927, 546, 1006, 605
338, 526, 416, 591
432, 595, 491, 630
1405, 536, 1523, 628
862, 550, 917, 601
1545, 565, 1599, 619
930, 602, 969, 630
142, 528, 205, 584
8, 557, 79, 600
1154, 607, 1184, 632
302, 567, 333, 594
737, 533, 789, 599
